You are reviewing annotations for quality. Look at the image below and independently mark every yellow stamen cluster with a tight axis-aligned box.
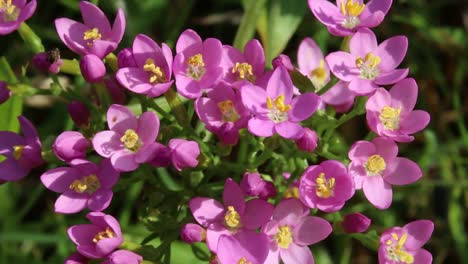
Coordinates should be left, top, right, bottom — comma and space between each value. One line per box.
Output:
315, 173, 335, 198
340, 0, 365, 17
92, 227, 115, 243
69, 175, 101, 194
83, 28, 102, 46
275, 225, 293, 249
356, 52, 381, 69
238, 257, 252, 264
218, 100, 240, 122
310, 59, 328, 91
365, 155, 386, 175
379, 106, 402, 131
266, 95, 291, 113
283, 187, 300, 199
120, 129, 142, 152
386, 232, 415, 264
187, 54, 205, 67
232, 62, 256, 82
224, 206, 241, 229
12, 145, 24, 160
143, 58, 167, 83
186, 53, 206, 80
0, 0, 19, 22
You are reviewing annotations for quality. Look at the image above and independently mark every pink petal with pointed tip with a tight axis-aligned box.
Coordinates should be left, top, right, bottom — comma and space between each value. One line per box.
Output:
289, 92, 320, 122
374, 68, 409, 85
389, 78, 418, 112
280, 243, 315, 264
350, 29, 378, 57
189, 197, 225, 227
308, 0, 343, 27
275, 121, 304, 139
242, 199, 274, 229
248, 117, 275, 137
107, 104, 138, 134
400, 110, 430, 135
325, 52, 359, 81
385, 157, 422, 185
375, 36, 408, 72
88, 189, 113, 212
363, 176, 392, 209
294, 216, 332, 246
297, 37, 324, 75
79, 1, 111, 35
55, 190, 88, 214
223, 178, 245, 214
110, 149, 138, 172
137, 111, 159, 144
92, 130, 123, 158
404, 220, 434, 250
116, 68, 152, 94
40, 167, 80, 192
55, 18, 88, 55
349, 78, 379, 95
176, 29, 202, 53
266, 67, 293, 100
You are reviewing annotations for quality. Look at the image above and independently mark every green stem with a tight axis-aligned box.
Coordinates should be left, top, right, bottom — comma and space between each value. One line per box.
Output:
146, 97, 174, 121
17, 23, 44, 53
105, 52, 119, 72
323, 96, 367, 141
164, 87, 191, 129
60, 59, 81, 75
233, 0, 267, 50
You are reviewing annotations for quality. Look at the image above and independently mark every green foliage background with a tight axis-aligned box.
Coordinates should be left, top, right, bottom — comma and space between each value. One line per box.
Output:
0, 0, 466, 263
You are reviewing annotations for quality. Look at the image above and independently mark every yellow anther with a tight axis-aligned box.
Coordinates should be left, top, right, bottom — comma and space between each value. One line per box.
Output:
69, 175, 100, 194
310, 59, 328, 90
267, 95, 291, 112
275, 225, 293, 249
283, 187, 300, 199
187, 54, 205, 67
120, 129, 142, 152
143, 58, 167, 83
83, 28, 102, 46
92, 227, 115, 243
232, 62, 256, 82
387, 232, 414, 264
379, 106, 402, 131
356, 52, 381, 69
0, 0, 19, 21
315, 173, 335, 198
238, 257, 252, 264
365, 155, 386, 175
12, 145, 24, 160
341, 0, 365, 17
224, 206, 241, 229
218, 100, 240, 122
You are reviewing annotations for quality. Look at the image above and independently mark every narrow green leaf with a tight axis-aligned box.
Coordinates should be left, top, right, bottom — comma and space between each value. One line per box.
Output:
0, 57, 23, 132
233, 0, 267, 50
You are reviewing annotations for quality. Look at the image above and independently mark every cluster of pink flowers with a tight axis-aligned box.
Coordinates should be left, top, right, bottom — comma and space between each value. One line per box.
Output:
0, 0, 436, 263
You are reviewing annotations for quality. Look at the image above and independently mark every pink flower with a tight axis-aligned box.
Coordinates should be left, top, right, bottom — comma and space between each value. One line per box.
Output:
168, 138, 200, 171
272, 54, 294, 72
295, 128, 318, 152
55, 1, 125, 58
326, 29, 408, 95
180, 223, 206, 244
0, 116, 43, 181
0, 0, 36, 35
53, 131, 90, 162
65, 252, 88, 264
173, 29, 223, 99
240, 172, 276, 199
217, 230, 269, 264
67, 212, 123, 259
379, 220, 434, 264
32, 49, 63, 74
342, 212, 371, 233
194, 82, 248, 145
92, 104, 160, 172
103, 250, 143, 264
40, 158, 119, 214
116, 34, 174, 98
220, 39, 266, 87
366, 78, 430, 142
262, 198, 332, 264
309, 0, 392, 36
348, 137, 422, 209
241, 67, 321, 139
297, 37, 330, 92
189, 178, 274, 253
299, 160, 355, 212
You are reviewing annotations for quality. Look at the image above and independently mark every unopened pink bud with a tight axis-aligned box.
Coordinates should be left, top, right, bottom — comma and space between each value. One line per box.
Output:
117, 48, 137, 68
80, 54, 106, 83
272, 54, 294, 72
240, 172, 276, 199
295, 128, 318, 152
106, 250, 143, 264
105, 78, 126, 104
0, 81, 12, 104
342, 213, 371, 233
149, 143, 172, 168
67, 100, 90, 128
32, 49, 63, 74
180, 223, 206, 244
168, 139, 200, 171
53, 131, 90, 162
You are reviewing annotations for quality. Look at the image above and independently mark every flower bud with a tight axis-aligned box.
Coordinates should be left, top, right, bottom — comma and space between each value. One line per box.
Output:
0, 81, 12, 104
32, 48, 63, 74
342, 213, 371, 233
240, 172, 276, 199
295, 128, 318, 152
117, 48, 137, 68
67, 100, 90, 128
53, 131, 90, 162
106, 250, 143, 264
105, 77, 126, 104
272, 54, 294, 72
180, 223, 206, 244
65, 252, 88, 264
168, 139, 200, 171
80, 54, 106, 83
149, 143, 172, 168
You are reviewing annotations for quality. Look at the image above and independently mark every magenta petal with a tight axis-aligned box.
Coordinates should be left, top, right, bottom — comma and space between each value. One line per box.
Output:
374, 68, 409, 85
266, 67, 293, 100
135, 143, 158, 163
0, 158, 29, 181
365, 88, 391, 112
132, 34, 159, 66
349, 78, 378, 95
116, 67, 152, 94
413, 249, 433, 264
280, 243, 314, 264
350, 29, 378, 58
97, 159, 119, 188
0, 131, 24, 151
189, 197, 225, 227
137, 111, 159, 144
88, 189, 113, 212
68, 224, 101, 245
18, 116, 39, 142
375, 36, 408, 72
248, 117, 275, 138
242, 199, 274, 229
401, 110, 430, 135
111, 8, 126, 44
289, 92, 320, 122
244, 39, 265, 75
110, 150, 138, 172
79, 1, 111, 34
240, 84, 268, 114
176, 29, 202, 53
92, 130, 123, 158
55, 18, 87, 55
107, 104, 138, 134
348, 140, 376, 163
194, 98, 223, 128
309, 0, 343, 27
223, 178, 246, 213
298, 37, 324, 75
321, 81, 355, 106
404, 220, 434, 250
294, 216, 332, 246
385, 157, 422, 185
275, 121, 304, 139
41, 167, 80, 192
175, 74, 203, 99
55, 190, 88, 214
389, 78, 418, 112
363, 176, 392, 209
325, 52, 359, 81
96, 237, 122, 257
372, 137, 398, 161
88, 39, 116, 59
